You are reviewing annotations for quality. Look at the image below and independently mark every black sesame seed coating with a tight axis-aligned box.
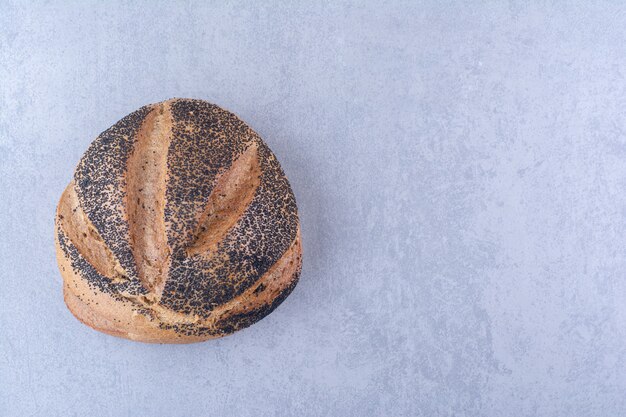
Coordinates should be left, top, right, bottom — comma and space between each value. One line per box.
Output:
57, 223, 123, 298
159, 262, 301, 337
214, 264, 301, 335
164, 99, 255, 248
159, 100, 299, 317
73, 106, 152, 295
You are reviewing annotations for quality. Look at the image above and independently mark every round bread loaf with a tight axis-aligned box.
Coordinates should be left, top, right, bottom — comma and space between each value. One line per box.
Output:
55, 98, 302, 343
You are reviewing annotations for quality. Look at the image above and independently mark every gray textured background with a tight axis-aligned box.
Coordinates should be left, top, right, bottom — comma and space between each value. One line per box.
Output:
1, 1, 625, 416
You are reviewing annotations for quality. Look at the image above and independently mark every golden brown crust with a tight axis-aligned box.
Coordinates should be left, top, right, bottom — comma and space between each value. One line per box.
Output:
126, 102, 172, 296
55, 98, 301, 343
186, 142, 261, 258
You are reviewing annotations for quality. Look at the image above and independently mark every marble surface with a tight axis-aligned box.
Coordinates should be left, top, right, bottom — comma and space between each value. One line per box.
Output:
1, 2, 625, 416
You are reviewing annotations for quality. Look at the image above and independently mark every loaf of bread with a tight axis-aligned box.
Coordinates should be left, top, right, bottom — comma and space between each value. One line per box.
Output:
55, 98, 302, 343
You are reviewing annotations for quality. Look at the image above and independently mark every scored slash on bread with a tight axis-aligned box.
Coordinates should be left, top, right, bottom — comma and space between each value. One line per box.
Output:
126, 101, 172, 297
55, 98, 302, 343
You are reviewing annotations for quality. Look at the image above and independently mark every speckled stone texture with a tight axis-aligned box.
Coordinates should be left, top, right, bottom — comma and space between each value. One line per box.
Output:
1, 2, 625, 416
